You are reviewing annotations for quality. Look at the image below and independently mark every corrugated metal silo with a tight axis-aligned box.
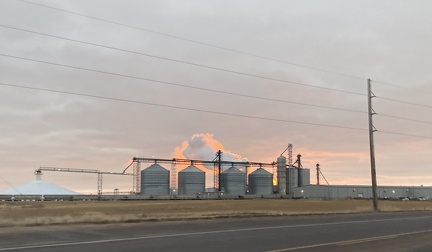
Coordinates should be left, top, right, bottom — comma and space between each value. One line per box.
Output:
221, 167, 246, 195
298, 168, 310, 187
287, 167, 298, 195
248, 168, 273, 195
140, 164, 170, 195
178, 165, 205, 195
277, 156, 287, 195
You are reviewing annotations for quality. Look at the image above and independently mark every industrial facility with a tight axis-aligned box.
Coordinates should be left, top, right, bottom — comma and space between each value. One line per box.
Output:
1, 144, 432, 200
129, 152, 277, 196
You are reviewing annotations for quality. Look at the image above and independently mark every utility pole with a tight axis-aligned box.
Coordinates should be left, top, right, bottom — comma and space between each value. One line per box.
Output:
217, 150, 222, 192
316, 163, 320, 185
368, 79, 379, 211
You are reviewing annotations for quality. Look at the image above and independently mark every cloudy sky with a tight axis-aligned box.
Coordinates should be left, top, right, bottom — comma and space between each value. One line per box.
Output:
1, 0, 431, 193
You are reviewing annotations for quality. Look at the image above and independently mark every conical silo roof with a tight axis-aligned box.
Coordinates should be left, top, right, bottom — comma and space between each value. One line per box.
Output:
179, 165, 204, 173
144, 163, 168, 172
223, 167, 243, 173
250, 168, 272, 175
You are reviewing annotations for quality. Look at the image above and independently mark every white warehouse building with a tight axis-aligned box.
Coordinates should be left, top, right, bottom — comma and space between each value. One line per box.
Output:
291, 185, 432, 199
277, 154, 432, 199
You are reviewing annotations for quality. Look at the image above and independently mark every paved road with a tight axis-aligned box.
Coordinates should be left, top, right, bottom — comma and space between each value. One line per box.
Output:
1, 211, 432, 251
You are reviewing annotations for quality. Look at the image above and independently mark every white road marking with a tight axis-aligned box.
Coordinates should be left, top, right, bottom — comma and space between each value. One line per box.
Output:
0, 215, 431, 251
268, 229, 432, 251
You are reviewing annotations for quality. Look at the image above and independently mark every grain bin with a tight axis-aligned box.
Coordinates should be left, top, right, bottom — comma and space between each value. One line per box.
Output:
287, 167, 298, 195
140, 164, 170, 195
220, 167, 246, 195
248, 168, 273, 195
298, 168, 310, 187
178, 165, 205, 195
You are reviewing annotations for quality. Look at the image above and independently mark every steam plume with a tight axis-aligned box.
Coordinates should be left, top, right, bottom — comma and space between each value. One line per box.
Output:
174, 133, 246, 169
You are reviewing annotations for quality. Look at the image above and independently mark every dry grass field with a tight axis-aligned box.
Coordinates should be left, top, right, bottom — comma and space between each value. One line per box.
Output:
1, 199, 432, 227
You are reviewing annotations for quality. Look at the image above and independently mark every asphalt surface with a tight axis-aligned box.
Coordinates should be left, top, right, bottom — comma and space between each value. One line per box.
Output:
1, 211, 432, 251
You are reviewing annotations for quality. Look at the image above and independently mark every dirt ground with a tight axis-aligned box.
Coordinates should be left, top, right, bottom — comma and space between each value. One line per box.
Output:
1, 199, 432, 227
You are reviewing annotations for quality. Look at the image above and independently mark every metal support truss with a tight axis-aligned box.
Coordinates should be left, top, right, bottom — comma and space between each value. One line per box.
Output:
37, 167, 133, 195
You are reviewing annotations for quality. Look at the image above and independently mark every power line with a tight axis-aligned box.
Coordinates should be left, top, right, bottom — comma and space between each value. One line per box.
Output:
18, 0, 367, 81
0, 22, 429, 137
0, 53, 366, 114
0, 39, 429, 134
376, 96, 432, 109
379, 130, 432, 140
377, 114, 432, 125
2, 31, 431, 127
2, 81, 432, 139
374, 80, 432, 96
0, 24, 365, 97
0, 81, 369, 132
3, 81, 432, 139
2, 51, 429, 126
15, 1, 432, 96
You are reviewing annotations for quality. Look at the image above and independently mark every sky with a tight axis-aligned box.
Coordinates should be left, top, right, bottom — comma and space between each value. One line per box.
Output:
1, 0, 431, 194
